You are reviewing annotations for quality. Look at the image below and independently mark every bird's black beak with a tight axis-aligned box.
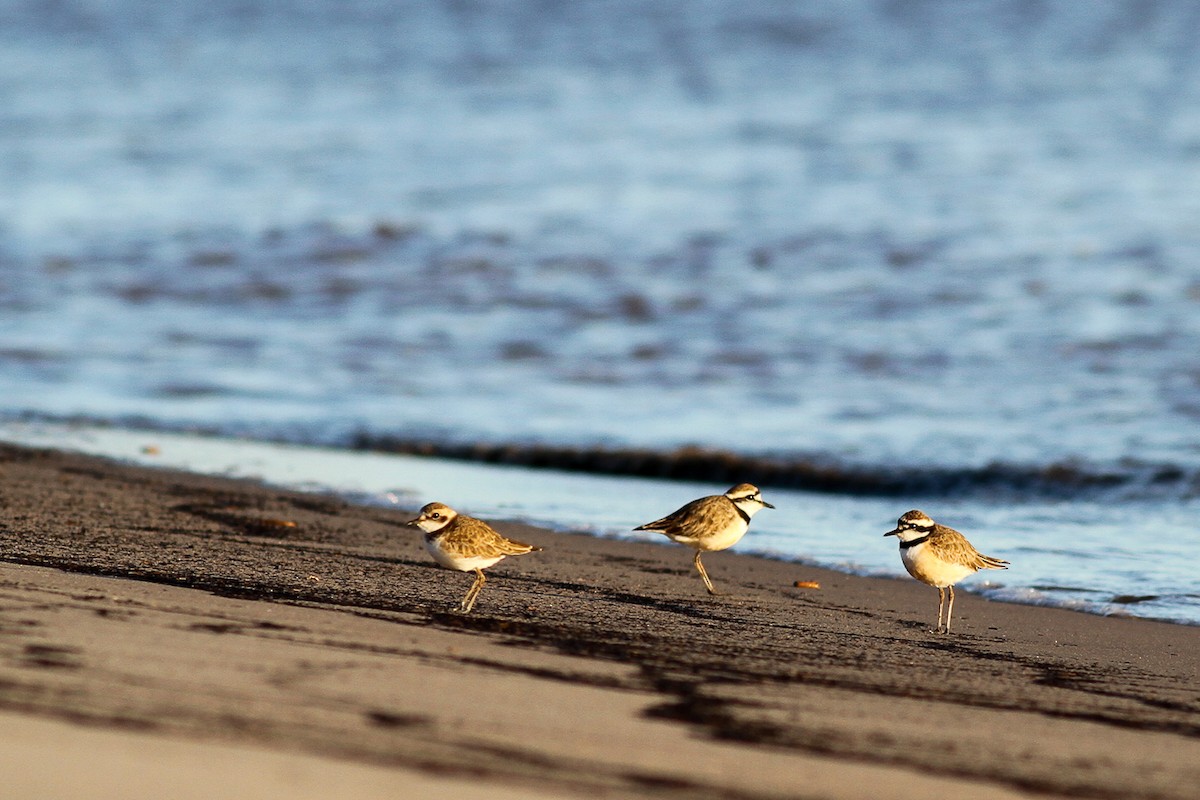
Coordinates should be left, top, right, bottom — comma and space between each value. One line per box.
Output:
883, 528, 900, 537
762, 500, 776, 509
404, 516, 421, 527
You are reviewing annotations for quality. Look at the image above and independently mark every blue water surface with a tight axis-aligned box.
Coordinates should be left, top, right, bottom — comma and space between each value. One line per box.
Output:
2, 2, 1199, 620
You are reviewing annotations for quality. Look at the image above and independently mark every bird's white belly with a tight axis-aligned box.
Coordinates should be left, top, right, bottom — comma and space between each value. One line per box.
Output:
900, 542, 975, 588
425, 540, 505, 572
669, 520, 748, 552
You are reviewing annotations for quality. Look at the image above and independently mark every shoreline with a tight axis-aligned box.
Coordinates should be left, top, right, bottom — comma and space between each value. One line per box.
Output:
5, 412, 1187, 499
1, 440, 1199, 798
4, 419, 1194, 626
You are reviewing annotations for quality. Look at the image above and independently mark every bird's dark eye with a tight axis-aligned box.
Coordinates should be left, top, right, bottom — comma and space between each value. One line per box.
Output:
431, 513, 441, 519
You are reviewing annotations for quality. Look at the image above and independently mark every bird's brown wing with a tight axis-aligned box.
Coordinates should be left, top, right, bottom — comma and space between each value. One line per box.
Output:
976, 553, 1010, 570
634, 499, 695, 532
933, 525, 1009, 571
444, 516, 541, 558
634, 496, 733, 539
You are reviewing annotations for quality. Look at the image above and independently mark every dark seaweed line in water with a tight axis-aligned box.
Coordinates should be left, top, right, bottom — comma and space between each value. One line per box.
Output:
4, 411, 1194, 500
349, 434, 1197, 500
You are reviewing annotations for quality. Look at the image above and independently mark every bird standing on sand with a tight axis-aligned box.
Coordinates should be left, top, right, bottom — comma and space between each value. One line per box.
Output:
634, 483, 774, 595
884, 509, 1009, 633
407, 502, 542, 613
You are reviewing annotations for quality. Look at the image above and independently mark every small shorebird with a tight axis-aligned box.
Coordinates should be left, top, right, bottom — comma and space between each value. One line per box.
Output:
406, 502, 542, 613
634, 483, 774, 595
884, 509, 1009, 633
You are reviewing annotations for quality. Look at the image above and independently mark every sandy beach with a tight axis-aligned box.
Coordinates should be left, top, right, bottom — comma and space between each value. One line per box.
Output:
1, 440, 1198, 799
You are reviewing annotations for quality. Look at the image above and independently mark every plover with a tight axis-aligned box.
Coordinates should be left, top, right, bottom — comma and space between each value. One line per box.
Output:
406, 502, 542, 613
884, 509, 1008, 633
634, 483, 774, 595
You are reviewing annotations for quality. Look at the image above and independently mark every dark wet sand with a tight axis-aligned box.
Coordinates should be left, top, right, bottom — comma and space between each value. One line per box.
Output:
1, 441, 1198, 799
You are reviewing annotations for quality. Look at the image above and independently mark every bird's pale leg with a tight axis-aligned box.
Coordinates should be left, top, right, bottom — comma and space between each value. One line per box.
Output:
694, 551, 718, 595
936, 586, 946, 633
460, 569, 486, 613
945, 585, 956, 634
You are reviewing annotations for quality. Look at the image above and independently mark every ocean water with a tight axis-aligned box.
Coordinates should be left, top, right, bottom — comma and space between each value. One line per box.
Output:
2, 1, 1200, 622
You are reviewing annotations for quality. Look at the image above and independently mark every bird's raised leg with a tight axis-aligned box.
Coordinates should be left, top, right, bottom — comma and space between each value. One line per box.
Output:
460, 568, 486, 613
694, 551, 718, 595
